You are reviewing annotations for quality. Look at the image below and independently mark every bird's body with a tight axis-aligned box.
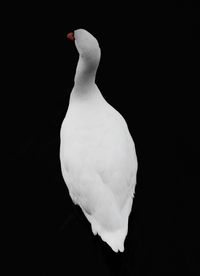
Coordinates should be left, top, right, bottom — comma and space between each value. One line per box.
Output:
60, 29, 137, 252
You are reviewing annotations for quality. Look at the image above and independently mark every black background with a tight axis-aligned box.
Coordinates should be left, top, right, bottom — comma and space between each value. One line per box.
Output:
6, 1, 199, 275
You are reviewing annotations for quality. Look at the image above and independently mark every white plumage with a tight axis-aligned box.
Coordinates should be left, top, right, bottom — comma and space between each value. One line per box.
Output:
60, 29, 138, 252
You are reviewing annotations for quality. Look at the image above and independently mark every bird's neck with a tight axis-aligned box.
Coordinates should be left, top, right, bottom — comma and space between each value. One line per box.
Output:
74, 55, 98, 93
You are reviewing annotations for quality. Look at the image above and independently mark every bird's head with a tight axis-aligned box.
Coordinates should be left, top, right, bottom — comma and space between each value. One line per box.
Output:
67, 29, 101, 63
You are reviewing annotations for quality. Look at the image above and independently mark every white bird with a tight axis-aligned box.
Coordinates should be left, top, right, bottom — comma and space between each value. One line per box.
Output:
60, 29, 138, 253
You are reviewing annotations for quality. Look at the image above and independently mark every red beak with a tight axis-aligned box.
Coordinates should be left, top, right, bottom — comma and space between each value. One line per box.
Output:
67, 32, 75, 41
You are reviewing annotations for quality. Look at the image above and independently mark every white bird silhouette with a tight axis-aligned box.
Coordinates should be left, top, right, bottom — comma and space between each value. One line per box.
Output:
60, 29, 138, 252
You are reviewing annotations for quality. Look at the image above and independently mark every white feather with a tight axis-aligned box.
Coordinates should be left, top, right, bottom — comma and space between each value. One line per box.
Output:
60, 29, 138, 252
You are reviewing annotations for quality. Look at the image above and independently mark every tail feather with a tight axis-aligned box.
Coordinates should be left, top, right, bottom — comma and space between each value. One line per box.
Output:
100, 227, 127, 252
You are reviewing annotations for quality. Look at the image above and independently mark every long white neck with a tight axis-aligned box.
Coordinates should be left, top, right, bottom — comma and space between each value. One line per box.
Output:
74, 56, 97, 87
75, 53, 100, 89
73, 44, 101, 94
70, 54, 102, 103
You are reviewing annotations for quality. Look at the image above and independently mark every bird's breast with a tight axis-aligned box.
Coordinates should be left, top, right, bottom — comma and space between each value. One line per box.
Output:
60, 107, 136, 178
60, 104, 137, 216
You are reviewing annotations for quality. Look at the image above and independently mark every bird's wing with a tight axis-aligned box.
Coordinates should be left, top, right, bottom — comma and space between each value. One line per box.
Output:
95, 123, 137, 209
